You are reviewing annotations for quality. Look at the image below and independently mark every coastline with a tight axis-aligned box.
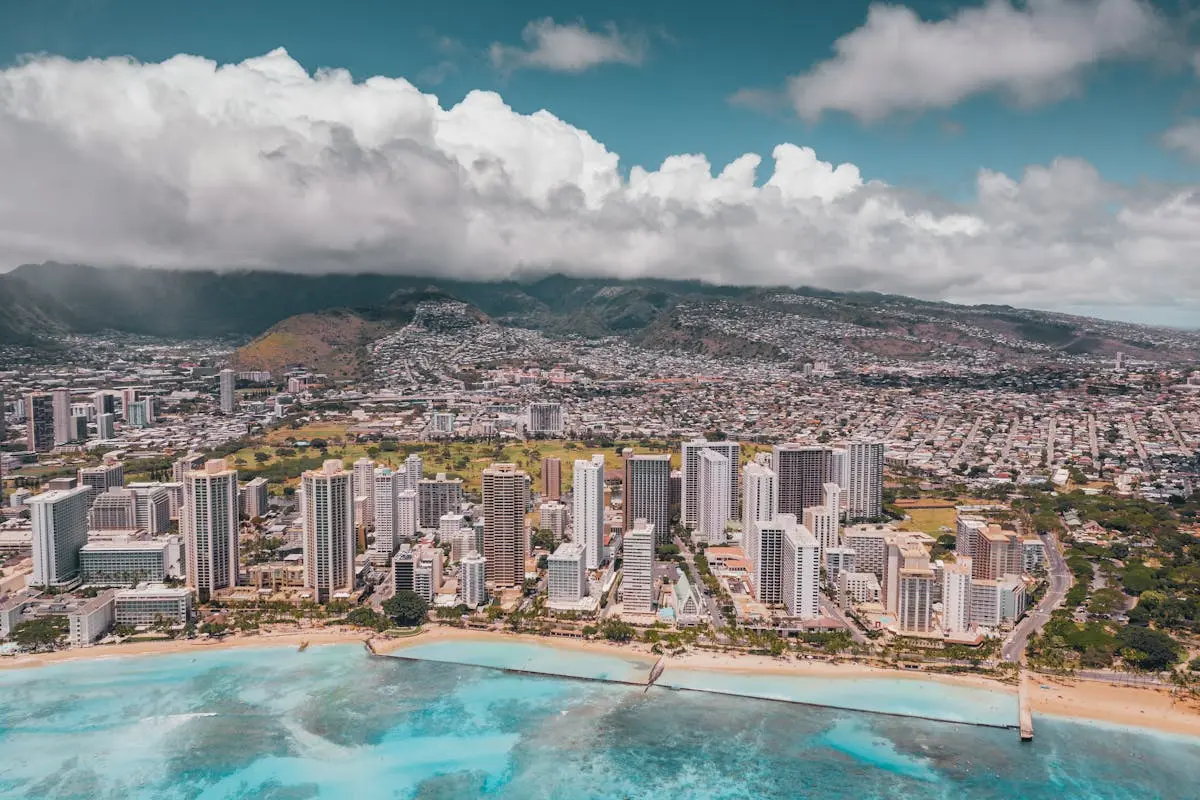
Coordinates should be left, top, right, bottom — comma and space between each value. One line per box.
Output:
4, 624, 1199, 738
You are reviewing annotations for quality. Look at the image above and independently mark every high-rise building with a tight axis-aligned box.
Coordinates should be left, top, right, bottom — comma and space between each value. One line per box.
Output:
742, 462, 776, 563
538, 501, 568, 542
96, 413, 116, 441
219, 369, 236, 414
846, 441, 885, 521
439, 513, 467, 541
242, 476, 269, 519
71, 414, 88, 441
622, 452, 670, 545
621, 519, 656, 614
25, 393, 55, 453
772, 445, 832, 517
526, 402, 563, 435
402, 453, 423, 490
781, 523, 821, 619
898, 566, 935, 633
547, 542, 588, 605
413, 545, 444, 603
93, 391, 116, 418
172, 453, 206, 485
431, 411, 456, 436
824, 546, 856, 588
396, 489, 418, 542
126, 399, 152, 428
352, 457, 375, 527
301, 460, 355, 603
449, 528, 477, 563
392, 545, 415, 594
417, 473, 462, 528
120, 388, 138, 419
28, 485, 91, 587
459, 551, 488, 608
752, 514, 795, 604
572, 454, 605, 570
52, 388, 72, 445
803, 484, 840, 560
943, 558, 973, 634
78, 461, 124, 501
481, 463, 527, 588
541, 457, 562, 500
372, 467, 399, 563
696, 449, 732, 545
129, 485, 171, 534
88, 488, 138, 530
183, 459, 239, 602
843, 526, 888, 582
830, 447, 849, 491
680, 439, 740, 528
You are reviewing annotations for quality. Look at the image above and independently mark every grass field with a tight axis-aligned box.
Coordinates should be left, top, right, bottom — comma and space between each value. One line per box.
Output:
895, 506, 957, 535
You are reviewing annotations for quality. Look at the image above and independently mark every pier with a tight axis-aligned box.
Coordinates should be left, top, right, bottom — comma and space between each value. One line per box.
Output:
1018, 676, 1034, 741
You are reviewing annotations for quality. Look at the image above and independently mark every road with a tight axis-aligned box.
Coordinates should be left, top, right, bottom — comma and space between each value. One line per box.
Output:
674, 535, 725, 632
821, 599, 868, 645
1001, 531, 1071, 662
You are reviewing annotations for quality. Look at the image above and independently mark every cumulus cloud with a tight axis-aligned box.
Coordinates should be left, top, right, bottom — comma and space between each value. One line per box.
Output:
785, 0, 1165, 122
489, 18, 646, 73
1, 47, 1200, 314
1162, 119, 1200, 161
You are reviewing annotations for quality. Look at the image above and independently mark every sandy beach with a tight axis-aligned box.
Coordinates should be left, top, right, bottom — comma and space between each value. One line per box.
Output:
4, 623, 1198, 738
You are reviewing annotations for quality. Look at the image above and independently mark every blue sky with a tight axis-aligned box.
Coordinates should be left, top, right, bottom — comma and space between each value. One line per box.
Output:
1, 0, 1199, 325
2, 0, 1196, 195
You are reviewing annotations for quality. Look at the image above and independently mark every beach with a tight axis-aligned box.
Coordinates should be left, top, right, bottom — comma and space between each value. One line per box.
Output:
4, 623, 1199, 738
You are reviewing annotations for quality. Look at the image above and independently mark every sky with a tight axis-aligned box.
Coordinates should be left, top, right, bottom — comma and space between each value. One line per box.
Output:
1, 0, 1200, 325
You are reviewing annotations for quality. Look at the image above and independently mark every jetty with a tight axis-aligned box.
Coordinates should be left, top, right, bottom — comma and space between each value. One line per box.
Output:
1018, 676, 1034, 741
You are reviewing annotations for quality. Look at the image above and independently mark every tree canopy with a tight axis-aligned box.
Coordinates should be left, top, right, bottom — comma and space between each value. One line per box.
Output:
383, 591, 429, 627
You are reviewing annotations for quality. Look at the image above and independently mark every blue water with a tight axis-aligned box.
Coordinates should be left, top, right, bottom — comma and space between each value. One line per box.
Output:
1, 644, 1198, 799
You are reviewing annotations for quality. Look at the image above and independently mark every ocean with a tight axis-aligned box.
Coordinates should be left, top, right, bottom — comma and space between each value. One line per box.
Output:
0, 643, 1197, 799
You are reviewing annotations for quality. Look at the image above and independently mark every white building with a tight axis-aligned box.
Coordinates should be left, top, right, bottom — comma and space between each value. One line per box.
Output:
547, 542, 588, 607
402, 453, 423, 491
219, 368, 236, 413
838, 571, 882, 607
114, 586, 192, 626
242, 477, 269, 520
526, 402, 564, 435
943, 558, 973, 634
372, 468, 399, 565
846, 441, 885, 520
742, 461, 776, 563
752, 514, 796, 605
68, 591, 115, 646
538, 501, 568, 542
681, 439, 740, 529
431, 411, 456, 435
80, 540, 172, 585
353, 457, 375, 527
459, 551, 488, 608
824, 546, 856, 588
898, 567, 935, 633
572, 454, 606, 569
96, 413, 116, 441
621, 519, 656, 614
301, 460, 355, 603
183, 459, 240, 602
781, 523, 821, 619
52, 387, 72, 445
28, 486, 92, 587
696, 449, 732, 545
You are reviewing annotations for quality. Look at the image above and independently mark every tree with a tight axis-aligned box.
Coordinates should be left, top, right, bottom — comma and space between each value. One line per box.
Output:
254, 452, 270, 463
383, 590, 429, 627
1116, 625, 1179, 671
11, 617, 68, 652
600, 620, 635, 642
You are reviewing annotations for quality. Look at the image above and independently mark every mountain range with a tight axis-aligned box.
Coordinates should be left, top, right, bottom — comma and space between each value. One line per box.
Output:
2, 262, 1197, 375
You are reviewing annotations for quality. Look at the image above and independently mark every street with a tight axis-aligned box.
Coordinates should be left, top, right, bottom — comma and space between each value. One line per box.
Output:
1001, 531, 1071, 662
674, 535, 725, 631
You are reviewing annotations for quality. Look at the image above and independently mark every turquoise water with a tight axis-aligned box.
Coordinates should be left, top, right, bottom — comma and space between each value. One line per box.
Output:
1, 644, 1198, 799
395, 639, 655, 683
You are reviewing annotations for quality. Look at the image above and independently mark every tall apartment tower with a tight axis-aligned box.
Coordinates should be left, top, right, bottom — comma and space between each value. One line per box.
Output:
846, 441, 885, 520
172, 453, 206, 485
752, 514, 796, 605
803, 483, 842, 559
78, 461, 125, 500
52, 387, 72, 445
899, 566, 935, 633
301, 460, 355, 603
96, 413, 116, 441
572, 454, 606, 570
459, 551, 488, 608
352, 457, 375, 527
526, 402, 563, 435
621, 519, 656, 614
372, 467, 399, 564
680, 439, 740, 528
25, 393, 55, 453
696, 449, 732, 545
183, 459, 240, 602
402, 453, 423, 491
481, 463, 528, 588
93, 391, 116, 418
742, 461, 776, 564
772, 445, 832, 517
28, 485, 92, 587
541, 457, 562, 501
622, 452, 671, 545
943, 557, 973, 634
781, 523, 821, 619
243, 476, 269, 519
218, 369, 236, 414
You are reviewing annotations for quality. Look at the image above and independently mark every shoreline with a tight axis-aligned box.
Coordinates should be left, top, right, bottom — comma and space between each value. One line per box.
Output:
4, 624, 1199, 738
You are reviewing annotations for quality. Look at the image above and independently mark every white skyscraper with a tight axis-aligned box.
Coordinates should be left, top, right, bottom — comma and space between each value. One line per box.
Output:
899, 567, 935, 633
353, 457, 375, 527
781, 523, 821, 619
742, 462, 776, 562
218, 369, 236, 414
547, 542, 588, 605
621, 519, 656, 614
697, 449, 732, 545
846, 441, 885, 521
753, 514, 796, 605
402, 453, 423, 490
572, 454, 606, 570
943, 557, 973, 634
372, 467, 398, 564
526, 402, 564, 435
680, 439, 740, 529
96, 412, 116, 441
28, 485, 91, 587
803, 483, 842, 559
538, 501, 568, 542
52, 387, 72, 445
459, 551, 488, 608
396, 489, 418, 542
301, 460, 355, 603
183, 459, 239, 602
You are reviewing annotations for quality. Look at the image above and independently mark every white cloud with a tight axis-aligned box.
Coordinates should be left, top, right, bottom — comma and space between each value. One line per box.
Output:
785, 0, 1164, 122
1162, 119, 1200, 161
1, 48, 1200, 314
489, 18, 646, 73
